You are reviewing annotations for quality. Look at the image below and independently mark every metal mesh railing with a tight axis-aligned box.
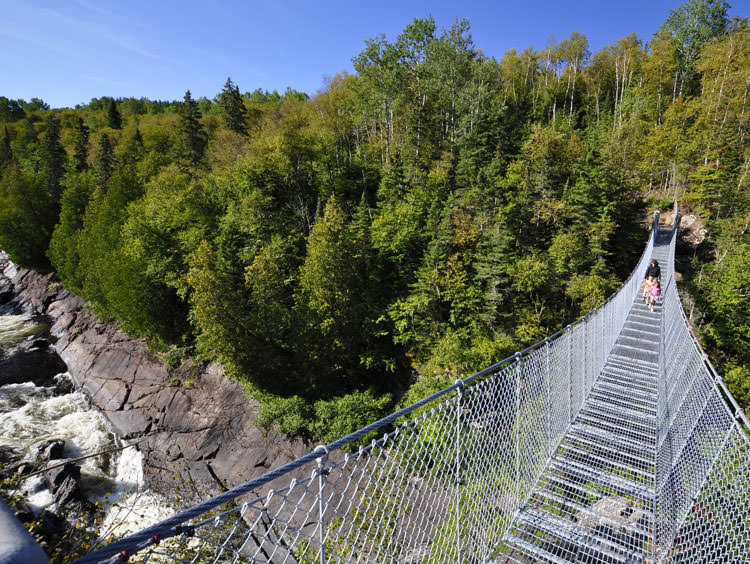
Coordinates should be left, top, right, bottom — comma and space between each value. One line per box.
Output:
655, 219, 750, 563
70, 210, 750, 564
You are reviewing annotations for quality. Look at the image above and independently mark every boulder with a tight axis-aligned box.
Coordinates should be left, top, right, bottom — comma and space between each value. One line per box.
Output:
36, 439, 65, 461
45, 461, 80, 492
577, 495, 648, 542
0, 337, 67, 387
53, 475, 90, 509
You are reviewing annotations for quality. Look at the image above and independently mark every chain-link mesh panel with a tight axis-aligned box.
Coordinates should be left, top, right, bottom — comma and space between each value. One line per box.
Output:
662, 426, 750, 563
654, 220, 750, 563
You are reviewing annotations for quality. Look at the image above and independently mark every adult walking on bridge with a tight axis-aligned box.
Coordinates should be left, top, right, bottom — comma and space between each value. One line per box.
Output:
645, 258, 660, 280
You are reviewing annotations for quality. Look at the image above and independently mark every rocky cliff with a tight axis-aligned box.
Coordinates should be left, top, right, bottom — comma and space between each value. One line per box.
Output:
0, 252, 309, 502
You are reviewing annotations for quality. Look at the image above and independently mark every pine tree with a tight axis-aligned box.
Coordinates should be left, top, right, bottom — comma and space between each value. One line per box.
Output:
176, 90, 207, 168
218, 77, 248, 135
72, 117, 89, 172
106, 98, 122, 129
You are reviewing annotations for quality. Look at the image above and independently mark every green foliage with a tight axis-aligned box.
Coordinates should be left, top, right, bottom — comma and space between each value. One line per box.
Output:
218, 77, 248, 135
106, 98, 122, 129
0, 164, 57, 268
176, 90, 207, 169
71, 117, 89, 172
93, 132, 115, 187
660, 0, 730, 96
258, 388, 392, 445
258, 395, 312, 436
0, 96, 26, 122
310, 389, 393, 446
702, 241, 750, 357
3, 6, 750, 435
0, 126, 12, 168
724, 364, 750, 408
48, 170, 95, 289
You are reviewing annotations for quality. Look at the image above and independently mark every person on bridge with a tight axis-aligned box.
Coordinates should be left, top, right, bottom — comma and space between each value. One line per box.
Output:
645, 259, 660, 280
641, 276, 656, 303
648, 279, 662, 312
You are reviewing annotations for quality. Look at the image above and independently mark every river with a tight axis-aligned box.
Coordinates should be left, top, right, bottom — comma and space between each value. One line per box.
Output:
0, 308, 173, 555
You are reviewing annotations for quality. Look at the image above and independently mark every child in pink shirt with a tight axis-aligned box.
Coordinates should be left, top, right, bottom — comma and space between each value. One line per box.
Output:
648, 280, 662, 312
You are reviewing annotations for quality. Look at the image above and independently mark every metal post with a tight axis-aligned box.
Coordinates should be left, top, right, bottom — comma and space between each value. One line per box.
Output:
314, 446, 329, 564
567, 325, 573, 422
583, 319, 588, 395
546, 338, 552, 458
455, 380, 465, 563
515, 353, 522, 507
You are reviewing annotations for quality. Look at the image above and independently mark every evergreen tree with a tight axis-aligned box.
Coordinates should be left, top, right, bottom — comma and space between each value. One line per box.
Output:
24, 98, 50, 112
0, 164, 53, 268
94, 133, 115, 187
176, 90, 207, 168
48, 171, 95, 289
12, 119, 37, 164
106, 98, 122, 129
218, 77, 248, 135
0, 126, 11, 168
40, 114, 65, 202
72, 117, 89, 172
0, 97, 25, 123
121, 126, 144, 165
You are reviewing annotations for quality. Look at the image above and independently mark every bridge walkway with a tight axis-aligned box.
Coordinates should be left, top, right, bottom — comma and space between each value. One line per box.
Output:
496, 233, 671, 564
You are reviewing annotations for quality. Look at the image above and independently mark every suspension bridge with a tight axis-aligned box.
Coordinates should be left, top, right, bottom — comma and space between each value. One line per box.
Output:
69, 209, 750, 564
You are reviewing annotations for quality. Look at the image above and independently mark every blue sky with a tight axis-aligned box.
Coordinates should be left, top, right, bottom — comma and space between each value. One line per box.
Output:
1, 0, 744, 108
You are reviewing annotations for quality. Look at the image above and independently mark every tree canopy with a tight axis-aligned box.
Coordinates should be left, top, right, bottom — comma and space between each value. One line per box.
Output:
1, 1, 748, 438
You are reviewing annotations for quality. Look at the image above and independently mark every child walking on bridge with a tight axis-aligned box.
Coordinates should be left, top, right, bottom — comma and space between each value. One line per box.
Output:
648, 279, 662, 312
641, 276, 655, 303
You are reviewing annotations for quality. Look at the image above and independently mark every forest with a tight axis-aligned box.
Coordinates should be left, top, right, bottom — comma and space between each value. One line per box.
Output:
0, 0, 748, 441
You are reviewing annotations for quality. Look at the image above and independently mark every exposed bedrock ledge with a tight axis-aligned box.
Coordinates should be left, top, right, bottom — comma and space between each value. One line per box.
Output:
0, 252, 310, 503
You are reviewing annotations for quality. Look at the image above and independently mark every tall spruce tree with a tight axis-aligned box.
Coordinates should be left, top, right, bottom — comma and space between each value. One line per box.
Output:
94, 133, 115, 187
176, 90, 207, 168
218, 77, 248, 135
72, 117, 89, 172
41, 115, 65, 201
106, 98, 122, 129
0, 126, 11, 168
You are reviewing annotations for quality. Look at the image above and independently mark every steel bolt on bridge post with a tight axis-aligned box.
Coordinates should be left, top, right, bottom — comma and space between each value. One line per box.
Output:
455, 380, 465, 563
314, 446, 329, 564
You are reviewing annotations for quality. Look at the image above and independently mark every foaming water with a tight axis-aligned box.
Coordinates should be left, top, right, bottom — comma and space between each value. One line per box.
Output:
97, 447, 173, 540
0, 378, 112, 468
0, 313, 46, 347
0, 376, 118, 509
0, 314, 174, 541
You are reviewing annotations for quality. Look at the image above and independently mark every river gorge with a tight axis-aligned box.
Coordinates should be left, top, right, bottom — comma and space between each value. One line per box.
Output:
0, 252, 309, 558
